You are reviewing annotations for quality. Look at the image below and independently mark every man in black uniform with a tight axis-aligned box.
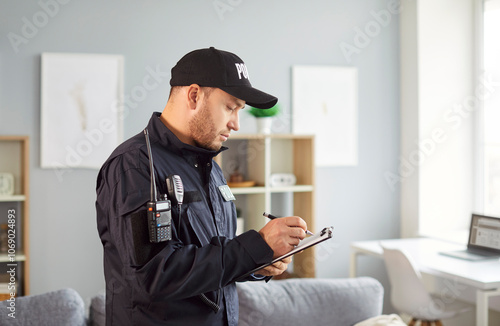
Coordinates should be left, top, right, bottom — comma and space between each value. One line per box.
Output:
96, 47, 308, 325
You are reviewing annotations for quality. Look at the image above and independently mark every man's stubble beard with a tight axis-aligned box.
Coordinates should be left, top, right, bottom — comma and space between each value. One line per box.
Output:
189, 102, 221, 151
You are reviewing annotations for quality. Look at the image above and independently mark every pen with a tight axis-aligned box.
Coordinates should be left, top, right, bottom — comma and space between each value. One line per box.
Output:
263, 212, 314, 236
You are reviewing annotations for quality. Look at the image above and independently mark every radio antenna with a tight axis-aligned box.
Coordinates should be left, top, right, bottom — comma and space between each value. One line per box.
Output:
144, 129, 157, 201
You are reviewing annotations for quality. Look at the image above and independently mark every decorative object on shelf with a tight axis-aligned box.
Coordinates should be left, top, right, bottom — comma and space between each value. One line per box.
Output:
0, 224, 8, 253
227, 166, 256, 187
0, 173, 14, 196
247, 103, 280, 134
229, 167, 244, 183
269, 173, 296, 187
227, 181, 256, 188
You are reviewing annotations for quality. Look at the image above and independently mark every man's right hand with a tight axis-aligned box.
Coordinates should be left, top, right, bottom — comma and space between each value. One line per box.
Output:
258, 216, 307, 258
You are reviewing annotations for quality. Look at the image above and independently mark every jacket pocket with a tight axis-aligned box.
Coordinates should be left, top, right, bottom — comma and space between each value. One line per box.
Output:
186, 205, 217, 246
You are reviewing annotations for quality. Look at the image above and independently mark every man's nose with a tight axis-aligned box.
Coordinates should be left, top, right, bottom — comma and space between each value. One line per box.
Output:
228, 113, 240, 131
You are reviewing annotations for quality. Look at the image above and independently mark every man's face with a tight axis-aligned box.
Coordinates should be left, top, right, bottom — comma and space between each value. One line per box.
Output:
189, 88, 244, 151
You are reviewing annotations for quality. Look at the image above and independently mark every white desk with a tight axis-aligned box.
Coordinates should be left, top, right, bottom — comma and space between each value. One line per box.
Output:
350, 238, 500, 326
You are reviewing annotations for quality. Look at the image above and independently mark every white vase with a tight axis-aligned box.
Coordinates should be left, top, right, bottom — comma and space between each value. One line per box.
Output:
256, 117, 273, 134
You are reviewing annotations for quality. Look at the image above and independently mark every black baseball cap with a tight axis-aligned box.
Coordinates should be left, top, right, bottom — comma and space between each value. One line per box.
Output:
170, 47, 278, 109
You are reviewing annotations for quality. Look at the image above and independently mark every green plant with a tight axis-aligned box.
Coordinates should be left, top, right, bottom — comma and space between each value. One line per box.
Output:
247, 103, 280, 117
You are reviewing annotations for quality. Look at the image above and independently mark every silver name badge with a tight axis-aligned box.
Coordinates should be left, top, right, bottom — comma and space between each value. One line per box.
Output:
218, 185, 235, 201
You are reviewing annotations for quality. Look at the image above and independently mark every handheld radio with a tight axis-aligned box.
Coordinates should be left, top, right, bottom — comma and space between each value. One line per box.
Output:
144, 129, 172, 243
167, 174, 184, 231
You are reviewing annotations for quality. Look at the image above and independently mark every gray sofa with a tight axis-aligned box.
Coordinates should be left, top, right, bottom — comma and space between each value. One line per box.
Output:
0, 277, 383, 326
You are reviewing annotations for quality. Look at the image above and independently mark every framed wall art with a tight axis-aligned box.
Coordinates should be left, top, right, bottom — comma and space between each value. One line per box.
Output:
292, 65, 358, 167
41, 52, 124, 169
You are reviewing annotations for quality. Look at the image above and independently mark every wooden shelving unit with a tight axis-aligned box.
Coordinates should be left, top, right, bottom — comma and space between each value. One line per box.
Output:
216, 134, 316, 278
0, 136, 30, 296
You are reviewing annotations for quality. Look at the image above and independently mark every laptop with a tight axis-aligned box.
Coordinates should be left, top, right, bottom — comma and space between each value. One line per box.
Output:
440, 213, 500, 261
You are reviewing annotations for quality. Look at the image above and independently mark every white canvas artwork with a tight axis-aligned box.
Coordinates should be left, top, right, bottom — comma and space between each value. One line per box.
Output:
41, 53, 124, 169
292, 65, 358, 167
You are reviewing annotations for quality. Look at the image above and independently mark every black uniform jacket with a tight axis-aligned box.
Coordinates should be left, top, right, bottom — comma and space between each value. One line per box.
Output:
96, 113, 274, 325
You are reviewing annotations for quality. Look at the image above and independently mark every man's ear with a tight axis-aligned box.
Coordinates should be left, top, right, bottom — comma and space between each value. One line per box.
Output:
186, 84, 201, 110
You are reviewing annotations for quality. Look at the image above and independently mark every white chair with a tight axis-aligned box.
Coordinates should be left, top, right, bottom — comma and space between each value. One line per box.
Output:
381, 246, 470, 326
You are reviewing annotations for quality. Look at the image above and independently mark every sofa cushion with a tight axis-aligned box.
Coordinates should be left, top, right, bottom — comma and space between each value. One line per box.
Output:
89, 290, 106, 326
237, 277, 384, 326
0, 288, 86, 326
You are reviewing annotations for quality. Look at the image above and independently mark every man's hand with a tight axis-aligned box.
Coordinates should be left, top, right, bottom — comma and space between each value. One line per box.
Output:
255, 257, 292, 277
258, 216, 307, 258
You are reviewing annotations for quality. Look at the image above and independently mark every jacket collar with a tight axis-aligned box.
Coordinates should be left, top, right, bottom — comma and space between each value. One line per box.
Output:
146, 112, 227, 161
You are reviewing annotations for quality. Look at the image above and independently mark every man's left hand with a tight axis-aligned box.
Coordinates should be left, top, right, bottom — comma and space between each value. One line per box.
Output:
254, 256, 292, 277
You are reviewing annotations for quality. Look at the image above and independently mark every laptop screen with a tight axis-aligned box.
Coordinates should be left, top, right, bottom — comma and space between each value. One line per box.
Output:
468, 214, 500, 252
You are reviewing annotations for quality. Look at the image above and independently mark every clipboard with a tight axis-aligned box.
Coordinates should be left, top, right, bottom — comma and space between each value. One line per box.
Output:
238, 226, 334, 280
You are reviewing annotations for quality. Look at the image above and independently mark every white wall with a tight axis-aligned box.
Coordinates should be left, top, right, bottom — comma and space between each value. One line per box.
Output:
400, 0, 475, 239
0, 0, 400, 308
